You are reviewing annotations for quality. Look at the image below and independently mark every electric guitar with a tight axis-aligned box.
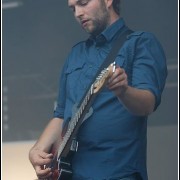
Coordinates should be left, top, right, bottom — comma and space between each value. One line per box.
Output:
46, 62, 115, 180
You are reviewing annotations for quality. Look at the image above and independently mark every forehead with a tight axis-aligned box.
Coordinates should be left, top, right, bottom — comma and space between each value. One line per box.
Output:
68, 0, 79, 5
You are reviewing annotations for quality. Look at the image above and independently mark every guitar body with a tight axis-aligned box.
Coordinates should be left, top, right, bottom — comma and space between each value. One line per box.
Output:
57, 156, 73, 180
47, 150, 73, 180
58, 170, 72, 180
48, 139, 77, 180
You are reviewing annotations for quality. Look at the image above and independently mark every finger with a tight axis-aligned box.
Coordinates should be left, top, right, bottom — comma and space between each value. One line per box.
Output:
114, 66, 124, 75
108, 73, 127, 87
37, 171, 53, 180
108, 79, 128, 90
39, 151, 53, 159
33, 155, 53, 167
109, 67, 124, 82
45, 153, 54, 158
35, 166, 52, 179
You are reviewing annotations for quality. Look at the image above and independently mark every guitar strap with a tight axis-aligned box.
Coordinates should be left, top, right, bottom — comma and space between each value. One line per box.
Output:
78, 27, 134, 107
96, 28, 133, 76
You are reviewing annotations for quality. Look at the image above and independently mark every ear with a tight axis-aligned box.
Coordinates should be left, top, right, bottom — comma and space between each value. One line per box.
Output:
105, 0, 113, 8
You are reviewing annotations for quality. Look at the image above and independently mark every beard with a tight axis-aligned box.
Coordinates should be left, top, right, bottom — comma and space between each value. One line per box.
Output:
84, 0, 110, 36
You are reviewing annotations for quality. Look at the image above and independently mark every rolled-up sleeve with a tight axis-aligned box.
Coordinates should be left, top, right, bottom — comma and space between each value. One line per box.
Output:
53, 59, 68, 118
132, 32, 167, 110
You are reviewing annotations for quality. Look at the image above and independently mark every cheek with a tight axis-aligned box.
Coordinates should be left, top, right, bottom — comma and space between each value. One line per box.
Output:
87, 4, 100, 18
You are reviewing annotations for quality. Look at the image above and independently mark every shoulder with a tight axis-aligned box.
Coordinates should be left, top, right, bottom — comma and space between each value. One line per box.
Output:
67, 39, 88, 58
128, 31, 160, 44
125, 30, 164, 53
127, 30, 157, 39
64, 39, 87, 67
71, 40, 87, 50
65, 40, 87, 61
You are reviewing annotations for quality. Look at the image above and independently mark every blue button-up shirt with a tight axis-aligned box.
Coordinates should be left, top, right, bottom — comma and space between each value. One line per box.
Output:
54, 18, 167, 180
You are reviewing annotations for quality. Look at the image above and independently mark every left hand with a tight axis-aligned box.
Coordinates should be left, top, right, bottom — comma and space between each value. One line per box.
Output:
107, 66, 128, 97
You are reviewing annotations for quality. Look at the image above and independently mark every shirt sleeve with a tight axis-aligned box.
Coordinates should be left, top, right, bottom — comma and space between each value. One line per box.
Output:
53, 58, 69, 118
131, 32, 168, 110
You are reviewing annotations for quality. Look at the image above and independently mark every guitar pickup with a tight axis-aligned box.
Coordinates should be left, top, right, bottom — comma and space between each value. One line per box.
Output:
70, 138, 78, 152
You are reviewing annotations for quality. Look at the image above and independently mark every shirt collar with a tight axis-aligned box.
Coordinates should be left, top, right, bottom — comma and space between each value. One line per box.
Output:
87, 18, 126, 46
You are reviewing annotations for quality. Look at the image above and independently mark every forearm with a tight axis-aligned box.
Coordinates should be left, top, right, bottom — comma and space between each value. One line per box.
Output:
31, 117, 64, 153
117, 86, 155, 116
107, 66, 155, 116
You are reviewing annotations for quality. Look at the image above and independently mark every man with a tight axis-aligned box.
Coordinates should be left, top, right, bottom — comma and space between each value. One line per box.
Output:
29, 0, 167, 179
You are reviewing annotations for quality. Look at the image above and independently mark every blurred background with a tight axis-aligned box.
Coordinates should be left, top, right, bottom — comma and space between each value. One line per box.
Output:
2, 0, 178, 179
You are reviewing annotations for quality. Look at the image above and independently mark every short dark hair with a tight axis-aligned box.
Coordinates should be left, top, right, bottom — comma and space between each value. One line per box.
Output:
112, 0, 121, 15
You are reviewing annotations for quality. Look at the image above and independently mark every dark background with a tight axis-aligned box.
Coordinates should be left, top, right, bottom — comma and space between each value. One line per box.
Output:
2, 0, 178, 179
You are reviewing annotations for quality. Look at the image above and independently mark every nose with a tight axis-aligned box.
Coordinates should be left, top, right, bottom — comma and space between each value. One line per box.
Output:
74, 6, 84, 18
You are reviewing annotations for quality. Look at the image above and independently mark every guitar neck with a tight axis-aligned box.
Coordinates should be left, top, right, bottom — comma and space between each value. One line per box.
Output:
57, 63, 115, 159
57, 86, 95, 158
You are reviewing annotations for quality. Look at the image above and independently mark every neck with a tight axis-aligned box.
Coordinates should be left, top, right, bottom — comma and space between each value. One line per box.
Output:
109, 12, 120, 26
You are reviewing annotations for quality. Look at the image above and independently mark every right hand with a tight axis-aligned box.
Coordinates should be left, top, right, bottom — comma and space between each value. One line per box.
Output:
29, 148, 54, 179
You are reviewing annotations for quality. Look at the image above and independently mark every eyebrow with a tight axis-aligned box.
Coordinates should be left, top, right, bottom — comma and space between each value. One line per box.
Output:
68, 0, 80, 6
68, 0, 89, 8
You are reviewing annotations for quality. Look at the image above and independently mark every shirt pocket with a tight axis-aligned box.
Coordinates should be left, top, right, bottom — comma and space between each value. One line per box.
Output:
65, 62, 85, 90
65, 62, 100, 102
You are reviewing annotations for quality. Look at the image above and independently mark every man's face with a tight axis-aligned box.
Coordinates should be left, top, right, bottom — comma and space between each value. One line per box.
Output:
68, 0, 110, 36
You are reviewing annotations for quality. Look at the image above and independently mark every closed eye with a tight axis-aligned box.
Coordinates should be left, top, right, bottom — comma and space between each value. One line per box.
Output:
77, 0, 90, 6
